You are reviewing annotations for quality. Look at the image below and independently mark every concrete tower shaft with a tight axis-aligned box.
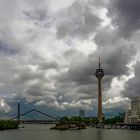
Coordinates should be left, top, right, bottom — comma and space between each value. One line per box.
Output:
95, 57, 104, 123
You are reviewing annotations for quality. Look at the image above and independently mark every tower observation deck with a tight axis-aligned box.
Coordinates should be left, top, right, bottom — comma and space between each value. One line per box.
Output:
95, 57, 104, 123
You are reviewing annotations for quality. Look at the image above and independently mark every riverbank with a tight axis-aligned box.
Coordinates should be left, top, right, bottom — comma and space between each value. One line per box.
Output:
0, 120, 18, 130
94, 124, 140, 130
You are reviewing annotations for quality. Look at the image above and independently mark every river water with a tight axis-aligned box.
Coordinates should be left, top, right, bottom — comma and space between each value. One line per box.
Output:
0, 124, 140, 140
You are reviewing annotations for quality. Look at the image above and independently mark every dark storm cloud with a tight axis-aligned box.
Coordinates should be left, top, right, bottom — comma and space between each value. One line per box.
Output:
94, 27, 137, 76
76, 84, 97, 98
58, 49, 95, 85
0, 0, 139, 115
122, 61, 140, 98
55, 43, 136, 102
60, 44, 136, 83
109, 0, 140, 37
100, 45, 136, 76
57, 1, 101, 39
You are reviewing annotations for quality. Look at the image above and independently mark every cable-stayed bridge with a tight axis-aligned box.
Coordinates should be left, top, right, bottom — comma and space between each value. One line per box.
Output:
10, 103, 58, 124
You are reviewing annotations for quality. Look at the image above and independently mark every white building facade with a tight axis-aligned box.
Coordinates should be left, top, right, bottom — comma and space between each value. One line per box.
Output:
125, 97, 140, 123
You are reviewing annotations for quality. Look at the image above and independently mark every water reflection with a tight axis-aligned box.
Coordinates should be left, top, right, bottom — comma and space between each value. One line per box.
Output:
96, 129, 103, 140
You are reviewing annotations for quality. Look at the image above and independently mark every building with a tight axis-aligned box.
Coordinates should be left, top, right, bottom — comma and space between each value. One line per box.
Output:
95, 57, 104, 123
131, 97, 140, 116
125, 97, 140, 123
79, 110, 85, 118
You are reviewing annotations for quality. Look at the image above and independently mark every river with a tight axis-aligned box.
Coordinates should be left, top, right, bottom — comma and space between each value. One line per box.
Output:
0, 124, 140, 140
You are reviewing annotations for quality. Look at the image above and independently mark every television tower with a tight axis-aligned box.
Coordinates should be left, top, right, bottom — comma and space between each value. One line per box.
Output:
95, 57, 104, 123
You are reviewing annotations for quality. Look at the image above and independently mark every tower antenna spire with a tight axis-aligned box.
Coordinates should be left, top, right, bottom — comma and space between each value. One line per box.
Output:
99, 56, 100, 69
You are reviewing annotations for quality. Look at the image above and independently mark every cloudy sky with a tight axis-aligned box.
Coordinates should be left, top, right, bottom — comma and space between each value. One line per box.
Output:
0, 0, 140, 119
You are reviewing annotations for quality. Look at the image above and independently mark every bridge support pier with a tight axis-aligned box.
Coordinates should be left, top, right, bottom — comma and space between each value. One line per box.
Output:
17, 103, 20, 124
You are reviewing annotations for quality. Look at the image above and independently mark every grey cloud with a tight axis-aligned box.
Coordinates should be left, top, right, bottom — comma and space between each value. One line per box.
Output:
54, 41, 136, 104
76, 84, 97, 98
0, 0, 139, 116
0, 41, 18, 55
59, 42, 136, 84
122, 61, 140, 98
26, 82, 49, 97
108, 0, 140, 37
89, 0, 107, 7
59, 49, 96, 85
100, 44, 136, 76
24, 8, 48, 21
14, 67, 45, 83
57, 1, 101, 39
94, 27, 119, 47
38, 61, 59, 70
94, 27, 137, 76
23, 4, 53, 29
24, 81, 58, 107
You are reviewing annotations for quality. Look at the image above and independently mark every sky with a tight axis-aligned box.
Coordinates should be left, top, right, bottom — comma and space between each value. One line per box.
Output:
0, 0, 140, 119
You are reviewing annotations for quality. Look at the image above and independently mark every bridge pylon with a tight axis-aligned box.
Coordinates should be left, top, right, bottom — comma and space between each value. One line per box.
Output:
17, 103, 20, 124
